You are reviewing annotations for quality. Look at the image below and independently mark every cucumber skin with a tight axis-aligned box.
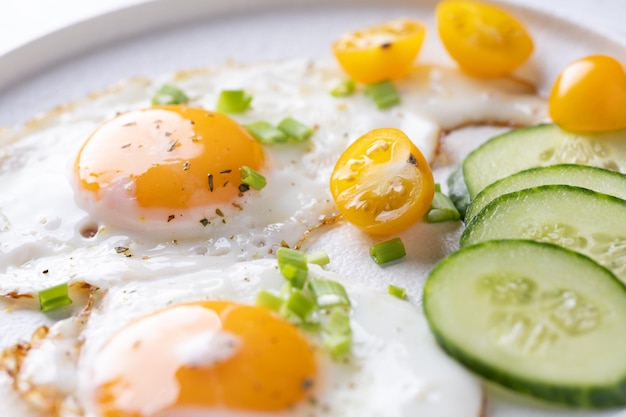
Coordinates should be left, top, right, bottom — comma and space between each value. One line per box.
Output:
461, 123, 626, 199
464, 164, 626, 222
429, 329, 626, 408
423, 240, 626, 408
460, 184, 626, 250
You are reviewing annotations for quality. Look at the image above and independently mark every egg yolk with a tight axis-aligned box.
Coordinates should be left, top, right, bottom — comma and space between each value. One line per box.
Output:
74, 106, 264, 219
92, 301, 317, 416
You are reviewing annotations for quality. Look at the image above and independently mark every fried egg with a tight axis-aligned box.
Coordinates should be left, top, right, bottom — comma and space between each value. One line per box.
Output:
9, 259, 484, 417
0, 60, 545, 296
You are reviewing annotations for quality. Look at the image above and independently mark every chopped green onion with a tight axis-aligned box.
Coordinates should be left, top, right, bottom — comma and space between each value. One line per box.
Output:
277, 117, 314, 142
331, 79, 356, 97
324, 333, 352, 360
299, 320, 321, 333
285, 290, 315, 320
388, 284, 407, 300
307, 251, 330, 266
370, 237, 406, 265
364, 80, 400, 109
254, 247, 357, 360
277, 247, 308, 289
152, 84, 189, 106
426, 185, 461, 223
244, 121, 288, 144
280, 282, 293, 298
255, 290, 283, 312
309, 279, 351, 308
216, 90, 252, 113
38, 283, 72, 312
239, 166, 267, 190
323, 307, 351, 335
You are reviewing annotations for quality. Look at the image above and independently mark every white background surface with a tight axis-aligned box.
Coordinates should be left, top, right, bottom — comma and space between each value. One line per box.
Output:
0, 0, 625, 57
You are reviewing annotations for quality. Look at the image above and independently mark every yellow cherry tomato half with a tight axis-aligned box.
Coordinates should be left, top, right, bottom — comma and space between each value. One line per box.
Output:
549, 55, 626, 132
436, 0, 533, 78
330, 128, 435, 235
332, 19, 426, 84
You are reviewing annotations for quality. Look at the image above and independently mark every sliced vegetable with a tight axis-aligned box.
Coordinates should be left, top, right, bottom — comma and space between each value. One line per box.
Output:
332, 19, 426, 84
426, 184, 461, 223
257, 248, 355, 360
462, 185, 626, 282
549, 55, 626, 132
309, 279, 351, 308
255, 290, 283, 312
151, 84, 189, 105
307, 251, 330, 266
323, 333, 352, 360
424, 239, 626, 408
285, 290, 316, 320
244, 121, 288, 144
387, 284, 406, 299
277, 117, 314, 141
216, 90, 252, 113
436, 0, 533, 77
239, 166, 267, 190
39, 283, 72, 312
459, 123, 626, 199
370, 237, 406, 265
465, 164, 626, 222
330, 128, 435, 234
323, 307, 351, 335
331, 79, 356, 97
364, 80, 400, 109
276, 247, 308, 289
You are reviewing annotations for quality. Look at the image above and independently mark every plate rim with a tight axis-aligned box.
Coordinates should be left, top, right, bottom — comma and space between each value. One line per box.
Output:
1, 0, 625, 95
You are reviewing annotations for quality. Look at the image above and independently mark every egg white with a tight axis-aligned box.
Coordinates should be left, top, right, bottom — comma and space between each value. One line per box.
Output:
13, 259, 484, 417
0, 59, 545, 297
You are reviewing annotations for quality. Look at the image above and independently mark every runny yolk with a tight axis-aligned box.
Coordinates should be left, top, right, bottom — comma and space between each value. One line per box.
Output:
92, 301, 317, 417
74, 106, 264, 211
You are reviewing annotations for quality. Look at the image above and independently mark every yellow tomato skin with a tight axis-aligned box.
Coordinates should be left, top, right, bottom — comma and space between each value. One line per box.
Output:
436, 0, 533, 78
332, 19, 426, 84
330, 128, 435, 235
549, 55, 626, 132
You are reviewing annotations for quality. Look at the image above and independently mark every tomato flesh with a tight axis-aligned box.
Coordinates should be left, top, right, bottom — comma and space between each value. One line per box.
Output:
436, 0, 533, 78
332, 19, 426, 84
330, 128, 435, 235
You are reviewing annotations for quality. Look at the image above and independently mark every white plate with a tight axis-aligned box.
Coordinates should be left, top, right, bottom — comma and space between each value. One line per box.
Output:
1, 1, 626, 416
1, 0, 625, 127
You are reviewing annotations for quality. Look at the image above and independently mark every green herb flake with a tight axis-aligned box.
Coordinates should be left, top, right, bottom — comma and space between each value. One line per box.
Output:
216, 90, 253, 113
277, 117, 314, 142
240, 166, 267, 190
370, 237, 406, 265
38, 283, 72, 312
364, 80, 400, 109
331, 79, 356, 97
152, 84, 189, 106
244, 121, 288, 144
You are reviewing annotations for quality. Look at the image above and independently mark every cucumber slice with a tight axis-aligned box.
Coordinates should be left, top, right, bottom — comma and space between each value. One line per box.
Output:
465, 164, 626, 222
424, 239, 626, 408
462, 185, 626, 282
462, 123, 626, 199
